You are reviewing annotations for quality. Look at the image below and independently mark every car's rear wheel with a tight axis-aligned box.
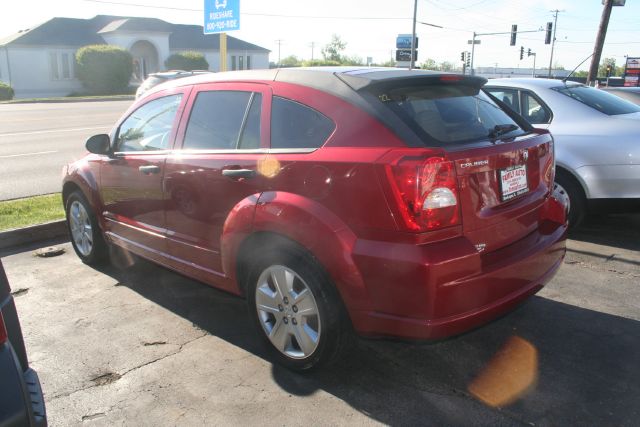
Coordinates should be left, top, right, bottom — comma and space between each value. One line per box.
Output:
65, 191, 108, 265
554, 173, 585, 229
246, 243, 350, 371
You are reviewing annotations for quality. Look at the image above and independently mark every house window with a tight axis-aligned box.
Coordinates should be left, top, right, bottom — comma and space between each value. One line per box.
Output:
231, 56, 237, 71
49, 52, 74, 80
239, 55, 244, 70
246, 56, 251, 70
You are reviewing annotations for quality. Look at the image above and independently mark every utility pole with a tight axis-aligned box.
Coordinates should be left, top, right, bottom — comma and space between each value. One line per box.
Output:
309, 42, 315, 61
410, 0, 417, 70
587, 0, 614, 86
547, 9, 563, 78
275, 39, 283, 67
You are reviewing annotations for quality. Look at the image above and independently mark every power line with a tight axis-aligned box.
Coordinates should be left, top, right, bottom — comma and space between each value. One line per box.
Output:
82, 0, 410, 20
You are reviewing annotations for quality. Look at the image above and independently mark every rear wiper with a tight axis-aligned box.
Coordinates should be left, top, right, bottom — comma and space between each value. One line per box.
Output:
488, 124, 518, 140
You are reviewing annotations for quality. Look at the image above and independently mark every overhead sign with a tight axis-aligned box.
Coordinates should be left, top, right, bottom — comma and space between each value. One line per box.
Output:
623, 57, 640, 87
396, 34, 418, 49
204, 0, 240, 34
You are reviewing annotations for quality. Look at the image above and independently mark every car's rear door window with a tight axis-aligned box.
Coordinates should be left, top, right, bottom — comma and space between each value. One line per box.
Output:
521, 91, 552, 124
371, 84, 526, 145
183, 91, 259, 150
552, 85, 640, 115
270, 96, 335, 149
487, 88, 520, 113
115, 94, 182, 152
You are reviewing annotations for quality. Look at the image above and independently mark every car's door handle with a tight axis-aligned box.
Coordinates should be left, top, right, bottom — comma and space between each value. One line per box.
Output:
222, 168, 256, 180
139, 165, 161, 175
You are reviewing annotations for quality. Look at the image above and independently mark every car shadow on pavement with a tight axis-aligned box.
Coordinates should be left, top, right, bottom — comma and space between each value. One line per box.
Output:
100, 255, 640, 426
569, 213, 640, 252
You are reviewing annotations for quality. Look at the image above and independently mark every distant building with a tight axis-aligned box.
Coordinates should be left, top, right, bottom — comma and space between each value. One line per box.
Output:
475, 67, 571, 79
0, 15, 270, 98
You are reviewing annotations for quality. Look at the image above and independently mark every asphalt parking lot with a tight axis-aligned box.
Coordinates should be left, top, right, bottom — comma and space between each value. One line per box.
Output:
2, 214, 639, 426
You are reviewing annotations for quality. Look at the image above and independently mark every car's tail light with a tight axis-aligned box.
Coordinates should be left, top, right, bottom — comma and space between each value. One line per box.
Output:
385, 155, 460, 231
0, 312, 7, 345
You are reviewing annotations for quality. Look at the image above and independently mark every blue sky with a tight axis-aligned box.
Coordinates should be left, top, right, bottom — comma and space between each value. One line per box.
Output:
2, 0, 639, 70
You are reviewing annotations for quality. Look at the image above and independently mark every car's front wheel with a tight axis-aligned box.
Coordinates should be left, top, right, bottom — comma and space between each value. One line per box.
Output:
65, 191, 108, 265
246, 243, 350, 371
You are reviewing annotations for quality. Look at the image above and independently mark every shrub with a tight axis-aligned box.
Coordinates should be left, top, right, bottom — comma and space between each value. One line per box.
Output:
165, 51, 209, 71
76, 45, 133, 95
0, 82, 14, 100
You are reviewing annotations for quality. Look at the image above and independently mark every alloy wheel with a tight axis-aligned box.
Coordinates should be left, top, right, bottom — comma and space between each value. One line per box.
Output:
255, 265, 321, 359
69, 200, 93, 257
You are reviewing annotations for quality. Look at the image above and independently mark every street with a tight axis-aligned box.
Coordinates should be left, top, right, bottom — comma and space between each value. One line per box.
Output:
0, 101, 132, 200
2, 214, 639, 426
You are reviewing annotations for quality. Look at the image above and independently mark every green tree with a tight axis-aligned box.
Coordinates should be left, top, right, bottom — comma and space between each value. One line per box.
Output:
76, 45, 133, 94
165, 51, 209, 71
439, 61, 455, 72
301, 59, 341, 67
322, 34, 347, 62
280, 55, 302, 67
0, 82, 14, 100
377, 59, 397, 67
421, 59, 437, 70
598, 57, 617, 77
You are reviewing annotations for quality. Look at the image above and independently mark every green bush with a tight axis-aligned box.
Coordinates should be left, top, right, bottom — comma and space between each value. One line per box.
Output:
165, 51, 209, 71
76, 45, 133, 95
0, 82, 14, 100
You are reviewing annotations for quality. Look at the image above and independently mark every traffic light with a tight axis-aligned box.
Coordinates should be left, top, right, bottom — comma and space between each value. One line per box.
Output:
466, 53, 471, 68
510, 24, 517, 46
606, 65, 612, 76
545, 22, 553, 44
527, 48, 532, 57
461, 51, 466, 62
520, 46, 524, 60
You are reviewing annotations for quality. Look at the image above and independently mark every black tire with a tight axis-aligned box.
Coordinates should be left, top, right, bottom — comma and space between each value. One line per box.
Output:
65, 191, 109, 265
554, 172, 585, 229
246, 241, 351, 371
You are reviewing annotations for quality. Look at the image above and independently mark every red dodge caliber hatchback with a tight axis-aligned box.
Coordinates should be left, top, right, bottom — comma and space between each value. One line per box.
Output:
62, 68, 567, 370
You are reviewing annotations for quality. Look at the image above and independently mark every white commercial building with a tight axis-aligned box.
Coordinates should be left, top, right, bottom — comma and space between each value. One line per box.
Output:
0, 15, 270, 98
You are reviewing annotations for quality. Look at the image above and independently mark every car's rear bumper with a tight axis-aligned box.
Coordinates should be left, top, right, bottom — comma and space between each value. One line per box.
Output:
349, 217, 567, 341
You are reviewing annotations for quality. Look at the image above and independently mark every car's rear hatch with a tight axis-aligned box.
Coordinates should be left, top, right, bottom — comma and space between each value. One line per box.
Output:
342, 70, 555, 250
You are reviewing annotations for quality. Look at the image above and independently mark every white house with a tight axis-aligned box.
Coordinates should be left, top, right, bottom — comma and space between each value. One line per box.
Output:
0, 15, 270, 98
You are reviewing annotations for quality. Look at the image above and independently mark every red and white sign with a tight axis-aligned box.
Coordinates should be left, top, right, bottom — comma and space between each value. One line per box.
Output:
500, 165, 529, 201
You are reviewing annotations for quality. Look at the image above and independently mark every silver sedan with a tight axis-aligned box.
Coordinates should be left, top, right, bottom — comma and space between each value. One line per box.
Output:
484, 78, 640, 227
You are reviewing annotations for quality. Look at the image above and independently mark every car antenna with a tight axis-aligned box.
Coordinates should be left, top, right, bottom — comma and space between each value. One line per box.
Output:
563, 53, 594, 84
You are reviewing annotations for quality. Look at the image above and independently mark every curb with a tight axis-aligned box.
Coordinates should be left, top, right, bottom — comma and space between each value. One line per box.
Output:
0, 220, 68, 250
1, 96, 135, 105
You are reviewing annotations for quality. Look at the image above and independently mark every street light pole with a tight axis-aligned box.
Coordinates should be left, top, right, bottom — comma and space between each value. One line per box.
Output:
470, 32, 477, 75
547, 9, 563, 78
410, 0, 417, 70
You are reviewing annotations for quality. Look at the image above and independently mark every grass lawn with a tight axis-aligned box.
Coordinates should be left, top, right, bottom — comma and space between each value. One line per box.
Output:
0, 193, 65, 231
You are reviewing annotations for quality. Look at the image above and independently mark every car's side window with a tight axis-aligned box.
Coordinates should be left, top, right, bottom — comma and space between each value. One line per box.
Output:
270, 96, 335, 149
521, 91, 552, 124
115, 95, 182, 152
183, 91, 256, 150
486, 89, 520, 114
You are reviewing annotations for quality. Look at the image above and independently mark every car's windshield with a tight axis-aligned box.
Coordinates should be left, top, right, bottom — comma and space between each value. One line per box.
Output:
371, 84, 527, 145
552, 84, 640, 115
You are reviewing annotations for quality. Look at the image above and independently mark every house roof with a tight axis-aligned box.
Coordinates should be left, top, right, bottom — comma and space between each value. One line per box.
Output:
0, 15, 269, 52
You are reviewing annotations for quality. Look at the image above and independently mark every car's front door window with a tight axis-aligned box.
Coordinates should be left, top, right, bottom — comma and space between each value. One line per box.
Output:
115, 94, 183, 152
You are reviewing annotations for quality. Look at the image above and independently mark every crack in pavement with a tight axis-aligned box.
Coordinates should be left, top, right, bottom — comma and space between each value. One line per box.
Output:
48, 333, 209, 402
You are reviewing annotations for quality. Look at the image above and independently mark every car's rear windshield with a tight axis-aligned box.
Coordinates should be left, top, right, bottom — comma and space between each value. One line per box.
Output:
552, 85, 640, 115
368, 83, 527, 146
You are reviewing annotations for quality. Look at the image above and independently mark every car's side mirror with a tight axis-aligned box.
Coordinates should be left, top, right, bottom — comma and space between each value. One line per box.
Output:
85, 134, 111, 155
